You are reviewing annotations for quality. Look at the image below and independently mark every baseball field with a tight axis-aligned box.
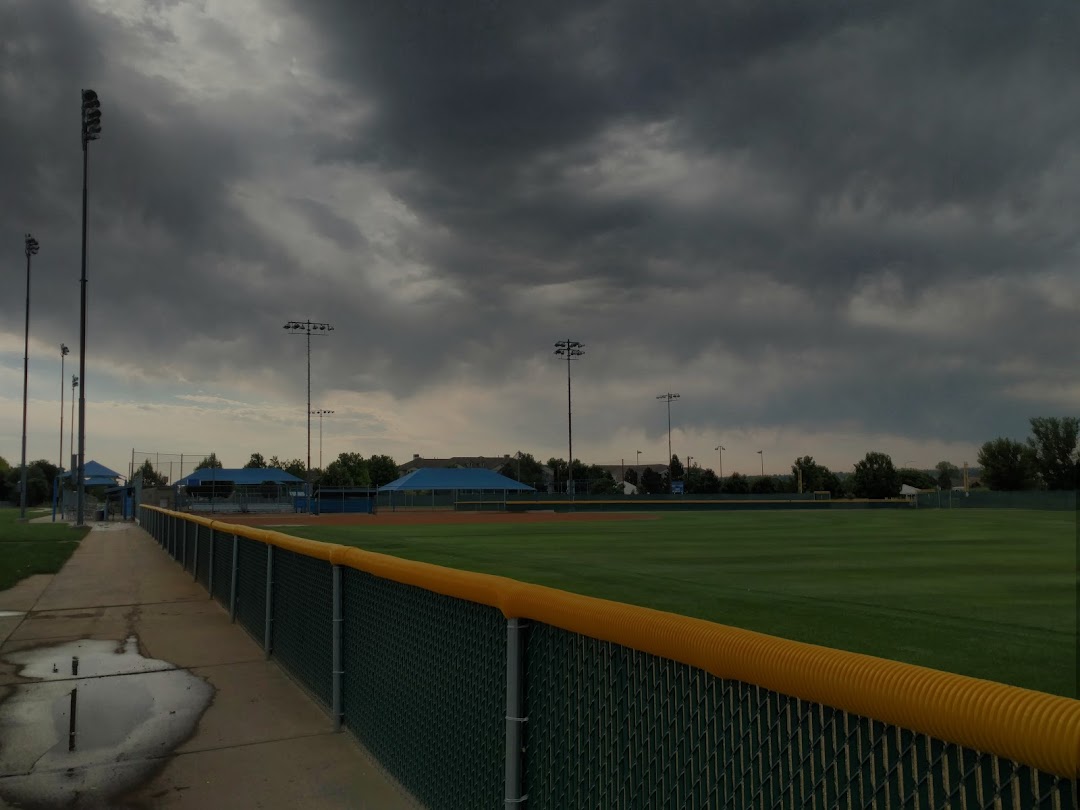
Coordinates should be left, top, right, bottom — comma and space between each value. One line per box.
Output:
232, 508, 1073, 697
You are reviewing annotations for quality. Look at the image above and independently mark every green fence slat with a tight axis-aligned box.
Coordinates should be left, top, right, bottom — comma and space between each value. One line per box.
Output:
235, 537, 266, 643
271, 549, 333, 707
211, 529, 232, 606
340, 569, 505, 810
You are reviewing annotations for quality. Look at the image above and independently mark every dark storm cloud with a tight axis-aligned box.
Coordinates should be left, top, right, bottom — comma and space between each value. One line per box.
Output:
3, 0, 1079, 457
286, 0, 1080, 444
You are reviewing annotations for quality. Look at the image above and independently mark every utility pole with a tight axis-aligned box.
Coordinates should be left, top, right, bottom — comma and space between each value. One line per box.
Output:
554, 340, 584, 498
656, 393, 680, 493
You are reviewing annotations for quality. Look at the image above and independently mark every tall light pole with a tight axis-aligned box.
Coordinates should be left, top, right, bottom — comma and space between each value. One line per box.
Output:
76, 88, 102, 527
758, 449, 765, 478
19, 234, 39, 520
310, 409, 334, 470
554, 340, 584, 498
59, 344, 68, 472
285, 320, 334, 509
715, 445, 725, 480
656, 392, 680, 493
70, 376, 78, 474
636, 450, 642, 469
686, 455, 693, 489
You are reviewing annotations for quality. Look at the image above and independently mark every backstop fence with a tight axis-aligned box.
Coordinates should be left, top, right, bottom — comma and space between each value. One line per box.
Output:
138, 505, 1078, 809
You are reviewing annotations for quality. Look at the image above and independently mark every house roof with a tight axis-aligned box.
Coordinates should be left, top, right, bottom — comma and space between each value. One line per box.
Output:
380, 467, 535, 491
177, 468, 304, 487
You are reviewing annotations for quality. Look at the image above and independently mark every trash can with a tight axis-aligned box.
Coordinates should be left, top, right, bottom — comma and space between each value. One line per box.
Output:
95, 508, 105, 521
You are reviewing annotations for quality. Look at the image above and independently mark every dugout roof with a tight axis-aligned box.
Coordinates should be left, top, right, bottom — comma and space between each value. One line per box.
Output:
176, 467, 304, 487
379, 467, 535, 491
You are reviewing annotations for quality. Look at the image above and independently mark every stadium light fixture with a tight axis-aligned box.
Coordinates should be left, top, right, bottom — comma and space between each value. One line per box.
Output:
285, 320, 334, 510
656, 393, 680, 493
19, 233, 40, 520
77, 89, 102, 527
554, 340, 585, 498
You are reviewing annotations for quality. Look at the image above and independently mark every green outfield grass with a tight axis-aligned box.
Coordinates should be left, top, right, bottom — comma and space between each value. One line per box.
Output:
283, 510, 1075, 697
0, 508, 89, 592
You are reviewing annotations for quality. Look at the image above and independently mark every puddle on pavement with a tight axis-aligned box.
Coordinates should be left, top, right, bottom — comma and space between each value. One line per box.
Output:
0, 635, 214, 808
0, 611, 24, 618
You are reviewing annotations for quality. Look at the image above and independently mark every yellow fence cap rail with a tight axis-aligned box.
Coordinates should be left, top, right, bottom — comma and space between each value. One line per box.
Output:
141, 506, 1080, 777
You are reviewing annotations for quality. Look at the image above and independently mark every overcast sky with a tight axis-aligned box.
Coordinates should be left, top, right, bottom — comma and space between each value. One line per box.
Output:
2, 0, 1078, 480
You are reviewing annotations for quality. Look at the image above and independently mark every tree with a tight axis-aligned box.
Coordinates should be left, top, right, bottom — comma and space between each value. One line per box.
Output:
935, 461, 960, 490
1028, 417, 1079, 490
977, 438, 1038, 491
282, 458, 307, 479
897, 468, 935, 490
750, 475, 776, 494
852, 452, 899, 499
669, 455, 685, 483
0, 455, 9, 472
195, 453, 223, 471
136, 459, 168, 487
267, 456, 282, 469
623, 468, 639, 487
723, 472, 750, 494
639, 467, 663, 494
244, 453, 267, 469
820, 470, 844, 498
29, 460, 60, 486
690, 468, 720, 494
499, 452, 547, 489
368, 454, 399, 487
791, 456, 828, 493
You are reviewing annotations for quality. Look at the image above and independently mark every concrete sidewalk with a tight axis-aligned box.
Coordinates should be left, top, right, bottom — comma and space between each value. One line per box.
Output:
0, 523, 418, 809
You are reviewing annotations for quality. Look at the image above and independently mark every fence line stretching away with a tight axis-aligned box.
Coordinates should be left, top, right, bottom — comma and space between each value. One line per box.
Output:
139, 506, 1078, 809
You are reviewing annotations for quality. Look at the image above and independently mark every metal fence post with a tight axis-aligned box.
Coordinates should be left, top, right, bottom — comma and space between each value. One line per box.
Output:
192, 525, 200, 581
332, 564, 343, 731
505, 618, 527, 806
207, 530, 215, 596
263, 545, 274, 657
229, 535, 239, 622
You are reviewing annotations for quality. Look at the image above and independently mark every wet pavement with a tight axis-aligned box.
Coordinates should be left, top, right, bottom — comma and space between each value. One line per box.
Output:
0, 522, 418, 809
0, 637, 213, 808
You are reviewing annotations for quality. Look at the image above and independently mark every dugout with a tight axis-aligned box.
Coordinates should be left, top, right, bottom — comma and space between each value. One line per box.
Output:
175, 467, 303, 513
379, 467, 535, 511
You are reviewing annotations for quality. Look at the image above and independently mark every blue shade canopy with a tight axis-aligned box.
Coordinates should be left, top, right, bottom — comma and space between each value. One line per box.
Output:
176, 468, 304, 487
379, 468, 535, 491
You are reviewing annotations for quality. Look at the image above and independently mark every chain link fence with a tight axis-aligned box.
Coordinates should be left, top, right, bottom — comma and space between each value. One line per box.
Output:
138, 507, 1079, 810
342, 570, 506, 808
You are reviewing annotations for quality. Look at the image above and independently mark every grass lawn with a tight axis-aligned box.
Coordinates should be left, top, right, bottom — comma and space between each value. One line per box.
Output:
282, 509, 1075, 697
0, 507, 89, 592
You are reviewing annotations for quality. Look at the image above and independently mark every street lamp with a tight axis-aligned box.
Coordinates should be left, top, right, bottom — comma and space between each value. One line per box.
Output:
554, 340, 584, 498
656, 393, 680, 492
59, 344, 69, 472
636, 450, 641, 469
757, 449, 764, 478
310, 409, 334, 471
76, 88, 102, 527
284, 320, 334, 509
19, 233, 39, 520
715, 445, 725, 480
